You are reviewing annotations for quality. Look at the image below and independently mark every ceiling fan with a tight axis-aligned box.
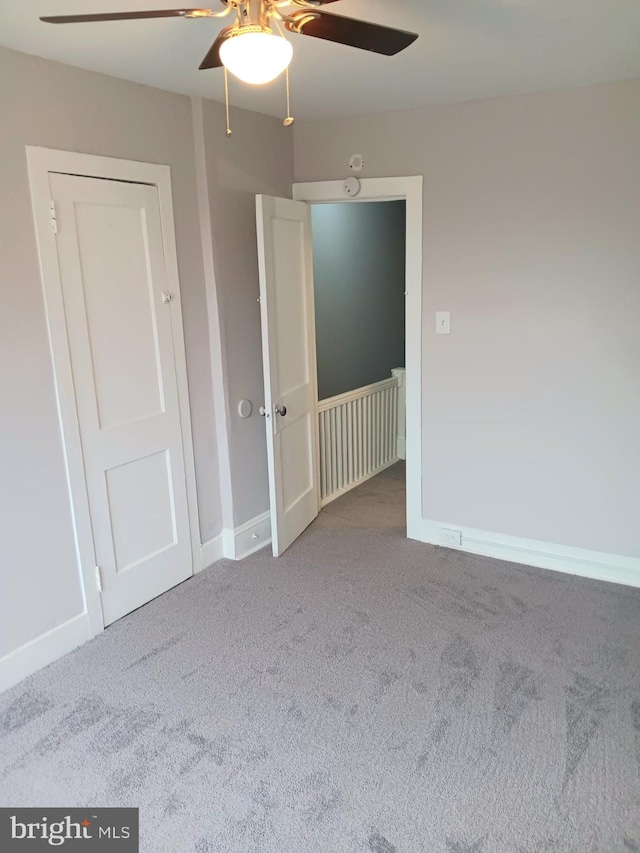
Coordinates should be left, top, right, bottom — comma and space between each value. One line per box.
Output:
40, 1, 419, 84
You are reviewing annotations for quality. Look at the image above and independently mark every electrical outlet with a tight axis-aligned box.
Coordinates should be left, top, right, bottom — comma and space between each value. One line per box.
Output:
439, 528, 462, 547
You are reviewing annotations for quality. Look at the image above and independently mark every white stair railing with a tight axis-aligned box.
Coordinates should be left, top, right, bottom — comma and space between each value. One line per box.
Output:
318, 370, 404, 506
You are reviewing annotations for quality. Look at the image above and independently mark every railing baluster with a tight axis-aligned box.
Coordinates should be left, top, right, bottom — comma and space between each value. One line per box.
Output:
317, 374, 401, 506
357, 396, 363, 482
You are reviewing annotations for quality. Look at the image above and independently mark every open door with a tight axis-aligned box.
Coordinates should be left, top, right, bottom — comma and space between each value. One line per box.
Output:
256, 195, 320, 556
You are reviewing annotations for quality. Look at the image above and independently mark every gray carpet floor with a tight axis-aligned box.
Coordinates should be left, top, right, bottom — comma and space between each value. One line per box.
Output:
1, 463, 640, 852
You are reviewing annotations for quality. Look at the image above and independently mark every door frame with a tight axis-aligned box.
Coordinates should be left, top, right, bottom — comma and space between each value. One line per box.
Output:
26, 146, 201, 638
293, 177, 423, 538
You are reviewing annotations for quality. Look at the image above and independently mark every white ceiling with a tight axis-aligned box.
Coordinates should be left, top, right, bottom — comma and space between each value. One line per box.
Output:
2, 1, 640, 121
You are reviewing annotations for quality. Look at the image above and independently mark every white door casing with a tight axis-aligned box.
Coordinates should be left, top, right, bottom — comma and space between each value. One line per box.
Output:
26, 146, 200, 644
256, 195, 320, 556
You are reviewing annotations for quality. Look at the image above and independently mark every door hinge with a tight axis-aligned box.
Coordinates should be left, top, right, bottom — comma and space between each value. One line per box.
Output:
95, 565, 103, 594
49, 200, 58, 234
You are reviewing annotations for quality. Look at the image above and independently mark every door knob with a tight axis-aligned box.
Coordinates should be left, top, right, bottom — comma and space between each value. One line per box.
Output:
259, 406, 266, 417
275, 404, 287, 417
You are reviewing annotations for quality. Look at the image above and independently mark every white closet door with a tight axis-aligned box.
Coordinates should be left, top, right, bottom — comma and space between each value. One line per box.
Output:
50, 172, 193, 625
256, 195, 320, 556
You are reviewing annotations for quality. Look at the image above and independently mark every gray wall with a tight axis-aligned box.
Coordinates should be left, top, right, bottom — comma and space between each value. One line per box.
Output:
201, 100, 294, 526
295, 79, 640, 559
311, 202, 406, 400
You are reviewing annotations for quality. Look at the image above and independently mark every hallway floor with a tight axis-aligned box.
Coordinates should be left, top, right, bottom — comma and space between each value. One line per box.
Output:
1, 462, 639, 852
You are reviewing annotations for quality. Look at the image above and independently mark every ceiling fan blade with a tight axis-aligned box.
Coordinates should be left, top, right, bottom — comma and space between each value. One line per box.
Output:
286, 10, 418, 56
40, 9, 213, 24
199, 26, 232, 70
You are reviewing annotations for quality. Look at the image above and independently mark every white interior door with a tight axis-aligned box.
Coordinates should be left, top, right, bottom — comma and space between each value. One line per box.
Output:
256, 195, 320, 556
50, 172, 193, 625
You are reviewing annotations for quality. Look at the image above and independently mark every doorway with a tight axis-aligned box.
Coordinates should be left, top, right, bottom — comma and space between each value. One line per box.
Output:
256, 176, 423, 556
310, 199, 407, 509
27, 147, 200, 633
294, 177, 423, 542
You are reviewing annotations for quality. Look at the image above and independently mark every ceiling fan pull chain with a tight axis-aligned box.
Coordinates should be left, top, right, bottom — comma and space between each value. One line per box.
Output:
283, 65, 294, 127
224, 65, 232, 137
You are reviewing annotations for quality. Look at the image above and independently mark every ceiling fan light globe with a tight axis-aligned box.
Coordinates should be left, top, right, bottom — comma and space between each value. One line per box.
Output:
220, 31, 293, 85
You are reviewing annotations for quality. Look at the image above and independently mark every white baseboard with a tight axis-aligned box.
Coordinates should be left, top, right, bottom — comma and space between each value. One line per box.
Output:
412, 518, 640, 588
223, 511, 272, 560
0, 613, 92, 694
0, 521, 267, 694
199, 533, 224, 570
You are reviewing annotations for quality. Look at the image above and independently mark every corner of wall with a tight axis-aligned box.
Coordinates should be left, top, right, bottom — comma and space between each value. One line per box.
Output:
190, 95, 236, 533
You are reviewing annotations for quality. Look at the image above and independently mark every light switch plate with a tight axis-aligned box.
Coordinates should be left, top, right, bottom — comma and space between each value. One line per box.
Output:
436, 311, 451, 334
